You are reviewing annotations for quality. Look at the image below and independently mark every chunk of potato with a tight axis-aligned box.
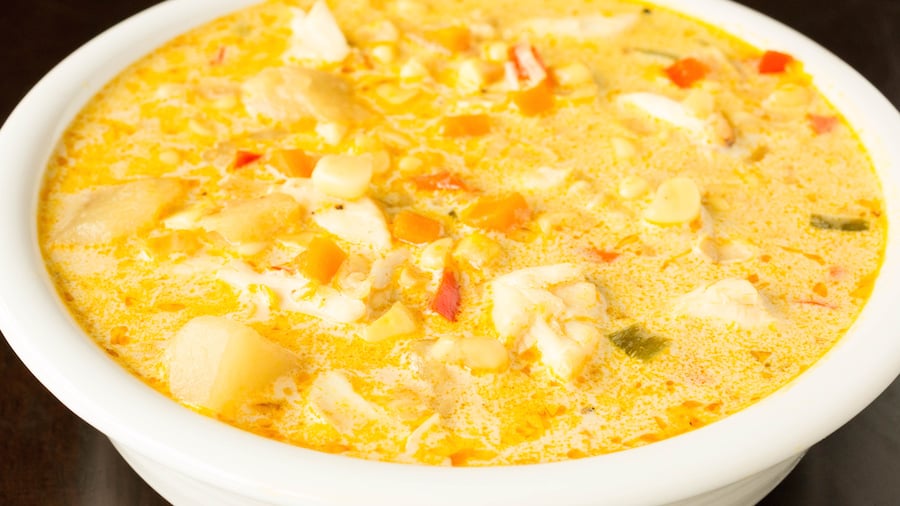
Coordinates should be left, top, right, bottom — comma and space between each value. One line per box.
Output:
198, 193, 301, 246
242, 66, 369, 124
55, 178, 189, 244
167, 316, 298, 415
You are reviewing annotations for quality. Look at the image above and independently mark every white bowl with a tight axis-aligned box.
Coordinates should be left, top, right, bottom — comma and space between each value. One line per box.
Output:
1, 1, 899, 505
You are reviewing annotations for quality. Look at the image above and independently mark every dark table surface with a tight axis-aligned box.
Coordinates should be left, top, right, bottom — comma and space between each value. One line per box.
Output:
1, 1, 898, 505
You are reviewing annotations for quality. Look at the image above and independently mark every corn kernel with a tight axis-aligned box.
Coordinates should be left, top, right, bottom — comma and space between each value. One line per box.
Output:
400, 59, 430, 81
611, 137, 637, 160
375, 83, 419, 105
371, 44, 397, 64
315, 122, 348, 145
312, 154, 373, 200
418, 237, 454, 271
397, 155, 423, 174
553, 62, 594, 87
453, 233, 502, 269
618, 175, 649, 200
483, 42, 509, 62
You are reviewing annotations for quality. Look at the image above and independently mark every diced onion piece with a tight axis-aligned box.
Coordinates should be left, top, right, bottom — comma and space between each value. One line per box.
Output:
460, 192, 531, 233
363, 302, 419, 342
644, 177, 701, 226
167, 316, 298, 415
393, 210, 443, 244
286, 1, 350, 63
312, 154, 373, 200
299, 236, 347, 284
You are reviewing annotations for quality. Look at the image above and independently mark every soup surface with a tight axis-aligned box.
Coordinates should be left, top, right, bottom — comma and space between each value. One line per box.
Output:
39, 0, 886, 465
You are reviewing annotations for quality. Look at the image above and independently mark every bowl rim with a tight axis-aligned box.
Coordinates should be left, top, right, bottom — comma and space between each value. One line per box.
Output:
1, 0, 899, 504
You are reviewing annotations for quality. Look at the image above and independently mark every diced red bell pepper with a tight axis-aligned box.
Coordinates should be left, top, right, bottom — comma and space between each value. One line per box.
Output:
432, 270, 461, 322
664, 57, 709, 88
233, 150, 262, 169
758, 50, 794, 74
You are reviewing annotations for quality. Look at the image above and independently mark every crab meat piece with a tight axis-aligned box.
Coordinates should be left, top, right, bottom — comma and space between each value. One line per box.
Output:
491, 264, 608, 380
674, 278, 776, 328
55, 178, 189, 244
617, 92, 734, 147
286, 1, 350, 63
217, 262, 367, 323
308, 371, 387, 434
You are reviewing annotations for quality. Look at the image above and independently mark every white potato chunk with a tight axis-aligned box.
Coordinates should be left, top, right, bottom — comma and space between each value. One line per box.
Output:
56, 178, 189, 244
674, 278, 776, 328
167, 316, 298, 415
520, 14, 639, 38
491, 264, 608, 380
198, 193, 301, 246
308, 371, 386, 434
313, 197, 391, 252
242, 66, 368, 124
286, 1, 350, 63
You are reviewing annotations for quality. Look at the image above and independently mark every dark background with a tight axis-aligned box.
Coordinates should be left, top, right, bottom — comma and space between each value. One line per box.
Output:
1, 1, 898, 504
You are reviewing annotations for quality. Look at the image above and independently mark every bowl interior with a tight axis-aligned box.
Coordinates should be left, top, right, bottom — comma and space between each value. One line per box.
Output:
1, 0, 899, 505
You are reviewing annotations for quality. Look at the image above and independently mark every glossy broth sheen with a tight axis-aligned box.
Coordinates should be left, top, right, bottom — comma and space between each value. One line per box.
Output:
38, 0, 886, 465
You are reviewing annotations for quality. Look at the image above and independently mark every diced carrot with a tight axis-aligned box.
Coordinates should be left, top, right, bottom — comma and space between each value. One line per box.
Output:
664, 57, 709, 88
509, 44, 549, 85
431, 269, 461, 321
460, 192, 531, 232
441, 114, 491, 137
813, 282, 828, 297
587, 248, 620, 263
393, 210, 443, 244
299, 236, 347, 285
758, 50, 793, 74
512, 79, 554, 116
808, 114, 838, 135
270, 148, 317, 178
233, 150, 262, 169
425, 26, 471, 52
412, 171, 471, 191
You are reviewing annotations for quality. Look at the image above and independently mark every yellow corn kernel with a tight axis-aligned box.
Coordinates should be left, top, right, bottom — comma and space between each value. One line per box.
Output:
312, 154, 373, 199
370, 44, 397, 64
644, 177, 702, 226
618, 175, 649, 200
553, 62, 594, 87
452, 233, 502, 269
